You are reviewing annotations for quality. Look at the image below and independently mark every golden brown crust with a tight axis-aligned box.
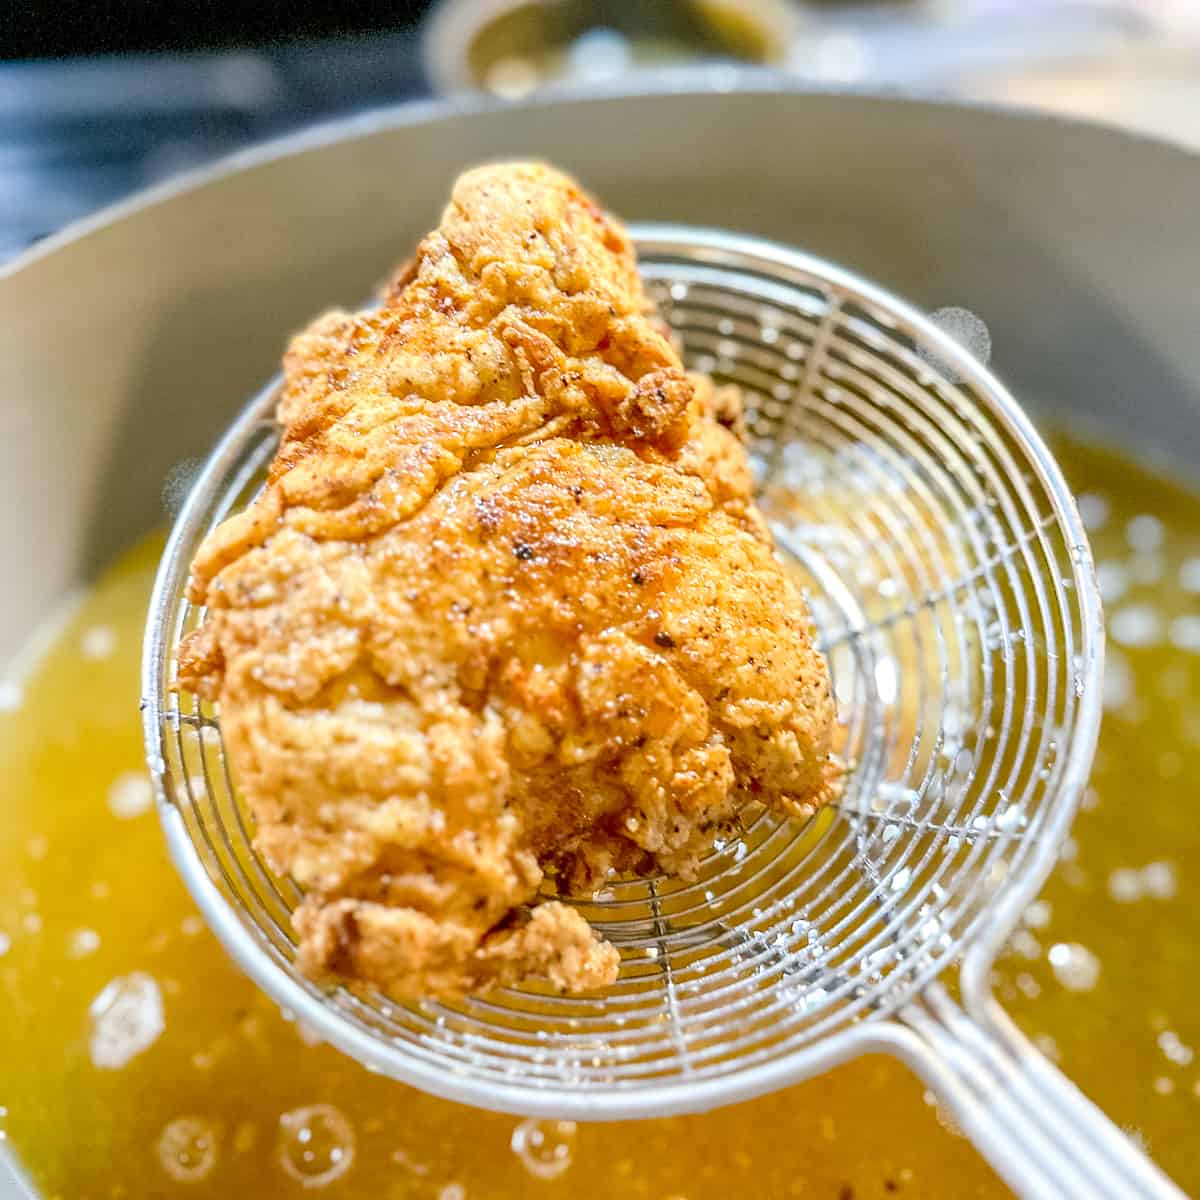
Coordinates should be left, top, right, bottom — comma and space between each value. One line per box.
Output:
179, 163, 836, 1000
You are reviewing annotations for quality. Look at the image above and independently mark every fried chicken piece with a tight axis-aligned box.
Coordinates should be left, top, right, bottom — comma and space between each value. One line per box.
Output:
178, 162, 837, 1000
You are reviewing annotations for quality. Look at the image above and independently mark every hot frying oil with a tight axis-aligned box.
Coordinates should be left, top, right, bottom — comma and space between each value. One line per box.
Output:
0, 435, 1197, 1198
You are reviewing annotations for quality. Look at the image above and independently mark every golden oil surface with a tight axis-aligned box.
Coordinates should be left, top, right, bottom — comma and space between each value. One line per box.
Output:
0, 435, 1196, 1199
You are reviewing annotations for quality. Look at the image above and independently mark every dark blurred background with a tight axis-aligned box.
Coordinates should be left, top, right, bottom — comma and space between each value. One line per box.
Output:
0, 0, 439, 258
2, 1, 435, 56
2, 0, 1199, 262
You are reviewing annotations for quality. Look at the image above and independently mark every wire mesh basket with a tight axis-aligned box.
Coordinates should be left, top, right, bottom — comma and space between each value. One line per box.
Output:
143, 227, 1104, 1133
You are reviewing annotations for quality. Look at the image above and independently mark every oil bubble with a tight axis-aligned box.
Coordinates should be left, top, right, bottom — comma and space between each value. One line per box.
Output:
277, 1104, 355, 1188
1047, 942, 1100, 992
1109, 605, 1162, 649
68, 927, 101, 958
1142, 861, 1178, 900
156, 1116, 219, 1183
1108, 868, 1143, 903
1096, 561, 1130, 604
107, 771, 153, 819
1157, 1031, 1194, 1067
89, 972, 164, 1069
1126, 515, 1164, 553
510, 1117, 577, 1180
80, 624, 117, 660
1077, 493, 1109, 530
926, 306, 992, 374
1171, 616, 1200, 653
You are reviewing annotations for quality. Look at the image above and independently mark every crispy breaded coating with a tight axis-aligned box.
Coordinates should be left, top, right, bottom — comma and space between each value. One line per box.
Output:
178, 163, 836, 999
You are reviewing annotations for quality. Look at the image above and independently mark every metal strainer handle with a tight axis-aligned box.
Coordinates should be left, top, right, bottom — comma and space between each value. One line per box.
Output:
145, 226, 1183, 1199
888, 988, 1183, 1199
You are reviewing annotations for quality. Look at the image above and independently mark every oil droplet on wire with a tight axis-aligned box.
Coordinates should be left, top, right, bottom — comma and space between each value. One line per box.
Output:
156, 1116, 219, 1183
510, 1117, 577, 1180
922, 1090, 964, 1138
276, 1104, 355, 1188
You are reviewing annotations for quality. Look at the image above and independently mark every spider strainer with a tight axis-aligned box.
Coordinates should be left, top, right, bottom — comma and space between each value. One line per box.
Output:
143, 227, 1180, 1199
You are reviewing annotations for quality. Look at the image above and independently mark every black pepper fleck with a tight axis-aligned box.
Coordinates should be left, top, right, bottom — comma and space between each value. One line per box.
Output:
513, 543, 534, 561
654, 631, 677, 649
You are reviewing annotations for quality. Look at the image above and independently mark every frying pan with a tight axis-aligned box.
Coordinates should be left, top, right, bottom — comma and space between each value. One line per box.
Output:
1, 73, 1197, 1197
